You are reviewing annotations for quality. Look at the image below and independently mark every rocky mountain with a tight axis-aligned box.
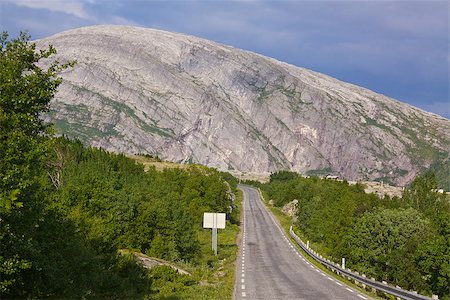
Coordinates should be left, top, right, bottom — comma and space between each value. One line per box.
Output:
37, 25, 450, 186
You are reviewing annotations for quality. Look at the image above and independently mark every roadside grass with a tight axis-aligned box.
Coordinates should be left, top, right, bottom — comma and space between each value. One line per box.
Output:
144, 190, 242, 300
258, 189, 384, 300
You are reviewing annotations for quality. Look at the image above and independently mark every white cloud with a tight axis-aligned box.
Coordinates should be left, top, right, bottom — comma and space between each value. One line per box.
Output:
110, 15, 140, 27
4, 0, 142, 31
10, 0, 93, 20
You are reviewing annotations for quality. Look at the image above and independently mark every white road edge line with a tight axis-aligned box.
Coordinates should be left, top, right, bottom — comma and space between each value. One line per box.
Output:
253, 187, 368, 300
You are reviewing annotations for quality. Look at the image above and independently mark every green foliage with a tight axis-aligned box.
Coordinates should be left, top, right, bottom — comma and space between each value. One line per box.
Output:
257, 86, 269, 102
48, 138, 231, 258
269, 170, 299, 182
1, 31, 65, 213
0, 255, 31, 294
147, 265, 193, 296
426, 157, 450, 191
415, 236, 450, 298
260, 171, 450, 298
0, 31, 67, 295
403, 171, 449, 216
305, 167, 333, 177
140, 153, 162, 162
347, 208, 432, 290
1, 31, 238, 299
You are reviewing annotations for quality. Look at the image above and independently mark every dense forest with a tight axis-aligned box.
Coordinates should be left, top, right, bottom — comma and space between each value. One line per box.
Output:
260, 171, 450, 299
0, 32, 239, 299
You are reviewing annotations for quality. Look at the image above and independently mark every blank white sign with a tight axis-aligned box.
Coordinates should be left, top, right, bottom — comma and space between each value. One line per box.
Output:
203, 213, 226, 229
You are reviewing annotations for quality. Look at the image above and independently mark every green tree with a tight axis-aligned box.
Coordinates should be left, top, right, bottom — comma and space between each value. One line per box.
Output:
0, 31, 71, 294
1, 31, 63, 211
415, 236, 450, 298
347, 208, 432, 291
403, 171, 447, 215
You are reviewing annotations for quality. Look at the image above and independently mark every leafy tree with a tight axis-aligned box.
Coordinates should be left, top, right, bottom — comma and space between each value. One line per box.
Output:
0, 31, 237, 299
403, 171, 447, 215
0, 31, 73, 208
261, 171, 449, 297
0, 31, 71, 294
347, 208, 432, 290
0, 32, 150, 299
415, 236, 450, 298
269, 170, 299, 182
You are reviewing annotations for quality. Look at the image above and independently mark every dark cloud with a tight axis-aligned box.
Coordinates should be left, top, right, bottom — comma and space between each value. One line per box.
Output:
1, 0, 448, 118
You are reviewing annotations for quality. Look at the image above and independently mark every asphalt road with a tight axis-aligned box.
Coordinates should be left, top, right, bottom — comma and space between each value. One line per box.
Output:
235, 185, 371, 300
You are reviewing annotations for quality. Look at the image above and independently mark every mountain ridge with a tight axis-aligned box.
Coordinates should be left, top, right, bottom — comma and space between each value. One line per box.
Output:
36, 25, 450, 186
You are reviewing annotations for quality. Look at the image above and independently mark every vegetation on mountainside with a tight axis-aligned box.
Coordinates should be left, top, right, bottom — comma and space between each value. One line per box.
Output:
261, 171, 450, 299
0, 32, 240, 299
427, 156, 450, 191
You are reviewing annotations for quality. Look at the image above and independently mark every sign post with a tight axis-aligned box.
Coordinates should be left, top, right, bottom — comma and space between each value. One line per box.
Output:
203, 213, 226, 255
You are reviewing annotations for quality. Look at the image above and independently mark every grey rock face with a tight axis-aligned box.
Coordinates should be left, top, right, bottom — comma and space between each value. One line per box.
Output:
37, 25, 450, 185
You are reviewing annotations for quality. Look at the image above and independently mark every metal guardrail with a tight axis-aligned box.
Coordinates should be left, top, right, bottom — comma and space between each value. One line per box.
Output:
289, 227, 433, 300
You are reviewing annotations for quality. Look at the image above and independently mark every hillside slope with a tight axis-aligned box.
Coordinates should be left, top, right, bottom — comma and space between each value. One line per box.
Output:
37, 25, 450, 186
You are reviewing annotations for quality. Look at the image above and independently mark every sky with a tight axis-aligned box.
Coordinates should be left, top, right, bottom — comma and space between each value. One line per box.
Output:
1, 0, 449, 118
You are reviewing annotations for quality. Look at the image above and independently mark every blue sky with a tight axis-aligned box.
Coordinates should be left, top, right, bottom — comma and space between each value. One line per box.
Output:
1, 0, 449, 118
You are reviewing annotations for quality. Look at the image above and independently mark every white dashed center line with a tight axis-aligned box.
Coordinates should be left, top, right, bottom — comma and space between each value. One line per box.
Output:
240, 198, 247, 298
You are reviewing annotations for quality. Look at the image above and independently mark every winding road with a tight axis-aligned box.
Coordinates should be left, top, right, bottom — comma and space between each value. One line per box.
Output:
235, 185, 371, 300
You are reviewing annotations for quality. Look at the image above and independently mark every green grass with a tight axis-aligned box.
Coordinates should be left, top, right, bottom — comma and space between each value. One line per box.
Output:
145, 190, 242, 300
257, 188, 384, 300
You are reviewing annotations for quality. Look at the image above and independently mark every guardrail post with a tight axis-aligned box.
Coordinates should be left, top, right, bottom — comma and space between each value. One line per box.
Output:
432, 295, 439, 299
371, 278, 377, 293
307, 240, 309, 249
341, 257, 345, 270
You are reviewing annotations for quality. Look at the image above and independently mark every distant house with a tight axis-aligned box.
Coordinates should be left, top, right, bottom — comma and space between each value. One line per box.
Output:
325, 175, 339, 180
